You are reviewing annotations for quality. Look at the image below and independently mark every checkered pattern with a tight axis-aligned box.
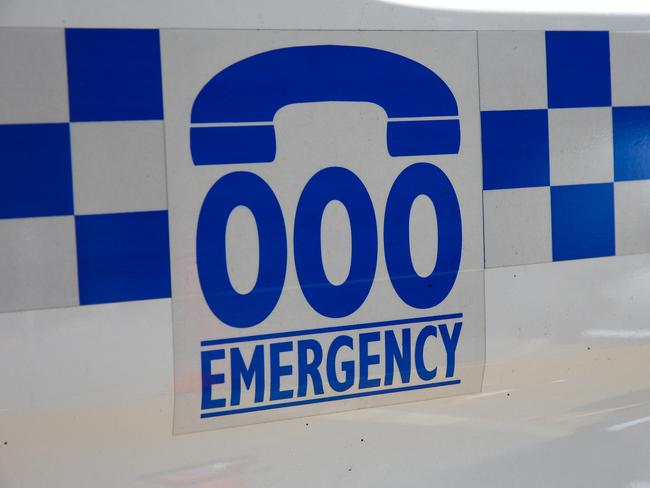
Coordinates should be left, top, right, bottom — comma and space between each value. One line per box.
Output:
2, 28, 650, 313
0, 28, 170, 313
480, 31, 650, 268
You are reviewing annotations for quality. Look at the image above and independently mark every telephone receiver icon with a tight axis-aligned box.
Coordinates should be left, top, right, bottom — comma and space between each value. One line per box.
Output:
190, 44, 460, 165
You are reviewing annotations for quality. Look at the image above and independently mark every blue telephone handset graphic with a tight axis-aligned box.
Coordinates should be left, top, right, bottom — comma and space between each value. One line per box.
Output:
192, 45, 462, 328
190, 45, 460, 165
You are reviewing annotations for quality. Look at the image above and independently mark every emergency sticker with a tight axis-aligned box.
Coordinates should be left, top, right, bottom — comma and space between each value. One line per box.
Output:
161, 30, 486, 432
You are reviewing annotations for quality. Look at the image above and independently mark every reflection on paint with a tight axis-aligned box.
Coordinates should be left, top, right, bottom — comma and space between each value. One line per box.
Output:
583, 329, 650, 339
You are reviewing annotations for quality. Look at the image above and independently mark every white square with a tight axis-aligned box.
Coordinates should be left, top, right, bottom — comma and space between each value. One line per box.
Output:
71, 121, 167, 215
615, 180, 650, 256
478, 31, 547, 111
611, 32, 650, 107
484, 187, 552, 268
0, 28, 69, 124
0, 216, 78, 312
549, 107, 614, 186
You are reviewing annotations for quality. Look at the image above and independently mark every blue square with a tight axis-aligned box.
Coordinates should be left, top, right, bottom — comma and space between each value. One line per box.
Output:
546, 31, 611, 108
66, 29, 164, 122
613, 106, 650, 181
551, 183, 615, 261
0, 123, 73, 219
481, 109, 550, 190
76, 210, 171, 305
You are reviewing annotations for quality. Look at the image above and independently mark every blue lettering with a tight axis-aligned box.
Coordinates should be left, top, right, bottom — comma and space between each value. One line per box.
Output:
201, 349, 226, 409
297, 339, 324, 397
440, 322, 462, 378
384, 328, 411, 386
204, 321, 463, 411
326, 335, 355, 392
230, 345, 265, 406
270, 341, 293, 401
415, 325, 438, 381
359, 331, 381, 389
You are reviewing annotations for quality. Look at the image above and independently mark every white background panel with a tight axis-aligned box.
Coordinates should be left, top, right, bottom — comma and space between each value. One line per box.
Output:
611, 32, 650, 107
70, 121, 168, 215
0, 28, 68, 124
162, 30, 485, 431
0, 216, 78, 312
615, 180, 650, 256
484, 187, 552, 268
549, 107, 614, 186
478, 30, 547, 111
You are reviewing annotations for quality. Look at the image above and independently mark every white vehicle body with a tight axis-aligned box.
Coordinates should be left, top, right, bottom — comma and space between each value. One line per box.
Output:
1, 1, 650, 486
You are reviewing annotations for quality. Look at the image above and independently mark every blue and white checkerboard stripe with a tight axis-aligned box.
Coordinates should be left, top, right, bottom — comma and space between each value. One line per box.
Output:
480, 30, 650, 268
0, 28, 170, 312
2, 28, 650, 313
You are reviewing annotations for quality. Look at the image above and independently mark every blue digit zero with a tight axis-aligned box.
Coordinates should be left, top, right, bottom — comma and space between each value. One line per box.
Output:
384, 163, 462, 309
294, 167, 378, 318
196, 171, 287, 328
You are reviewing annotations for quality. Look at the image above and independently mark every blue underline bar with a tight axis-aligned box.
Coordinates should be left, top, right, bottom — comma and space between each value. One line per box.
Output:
200, 313, 463, 347
200, 379, 461, 418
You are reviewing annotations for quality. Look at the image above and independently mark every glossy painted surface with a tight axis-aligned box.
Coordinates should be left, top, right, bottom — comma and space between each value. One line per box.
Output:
2, 0, 650, 30
2, 254, 650, 486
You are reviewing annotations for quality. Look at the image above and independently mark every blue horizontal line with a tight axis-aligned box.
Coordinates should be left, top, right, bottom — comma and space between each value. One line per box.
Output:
387, 119, 460, 157
200, 313, 463, 347
200, 379, 461, 418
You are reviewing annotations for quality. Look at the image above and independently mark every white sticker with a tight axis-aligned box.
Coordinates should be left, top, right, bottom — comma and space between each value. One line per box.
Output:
162, 30, 485, 433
